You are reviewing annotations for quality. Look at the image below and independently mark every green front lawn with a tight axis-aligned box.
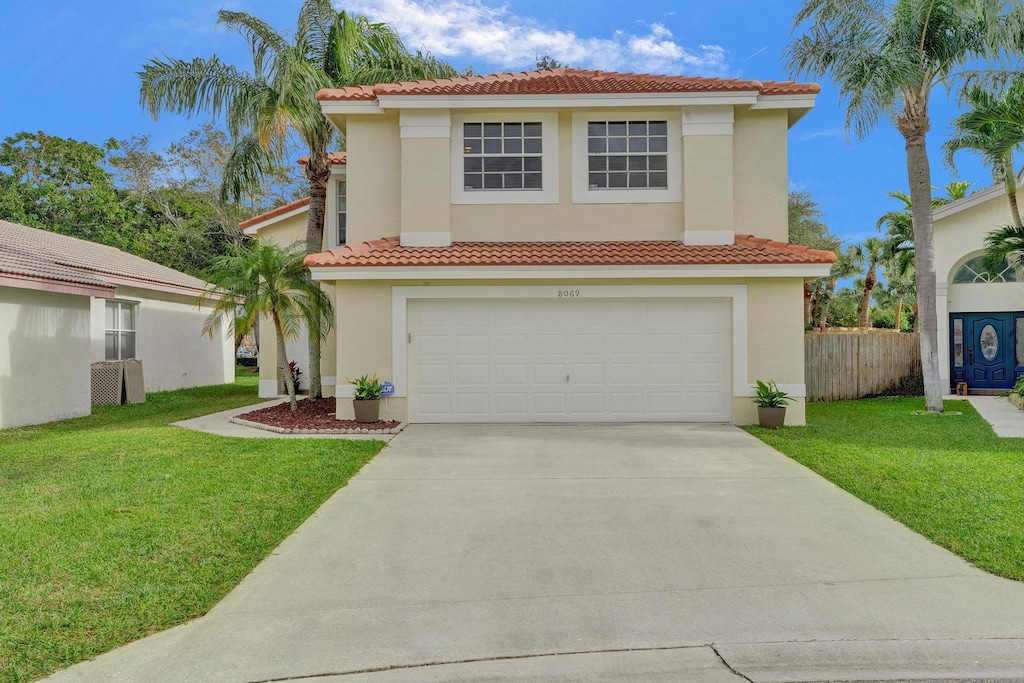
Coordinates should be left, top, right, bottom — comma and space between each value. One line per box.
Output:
0, 368, 385, 683
746, 398, 1024, 581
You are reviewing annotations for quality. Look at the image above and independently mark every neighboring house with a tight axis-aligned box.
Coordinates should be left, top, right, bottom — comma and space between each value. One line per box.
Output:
933, 184, 1024, 393
0, 220, 235, 429
240, 152, 347, 397
292, 68, 835, 425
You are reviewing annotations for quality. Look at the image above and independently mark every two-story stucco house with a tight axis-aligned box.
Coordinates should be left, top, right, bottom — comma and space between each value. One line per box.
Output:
281, 68, 835, 426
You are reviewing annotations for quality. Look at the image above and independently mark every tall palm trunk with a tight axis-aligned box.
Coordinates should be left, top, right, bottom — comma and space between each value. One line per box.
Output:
900, 113, 943, 412
273, 310, 298, 411
894, 297, 903, 332
803, 282, 814, 326
304, 156, 332, 400
858, 269, 876, 328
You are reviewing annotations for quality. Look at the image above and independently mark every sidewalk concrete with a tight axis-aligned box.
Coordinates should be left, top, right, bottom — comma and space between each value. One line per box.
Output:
172, 400, 395, 441
966, 395, 1024, 437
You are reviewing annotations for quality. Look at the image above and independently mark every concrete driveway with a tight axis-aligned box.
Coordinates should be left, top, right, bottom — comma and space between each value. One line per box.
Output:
45, 424, 1024, 682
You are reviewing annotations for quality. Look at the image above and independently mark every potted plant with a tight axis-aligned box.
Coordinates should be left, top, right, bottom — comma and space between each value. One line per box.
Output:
752, 380, 792, 428
349, 373, 383, 423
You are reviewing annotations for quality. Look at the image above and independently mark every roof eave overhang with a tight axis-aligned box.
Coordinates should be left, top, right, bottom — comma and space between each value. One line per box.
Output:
310, 263, 834, 281
750, 93, 818, 128
242, 202, 313, 235
0, 272, 116, 298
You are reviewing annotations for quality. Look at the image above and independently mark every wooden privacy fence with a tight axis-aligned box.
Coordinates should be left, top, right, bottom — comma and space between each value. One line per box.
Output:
805, 331, 922, 402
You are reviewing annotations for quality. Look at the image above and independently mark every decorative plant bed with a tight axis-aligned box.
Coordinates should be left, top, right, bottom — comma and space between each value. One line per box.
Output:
233, 398, 404, 435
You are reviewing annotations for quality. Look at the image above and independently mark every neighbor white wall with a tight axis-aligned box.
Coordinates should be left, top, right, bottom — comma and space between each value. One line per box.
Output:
0, 287, 93, 428
90, 286, 234, 393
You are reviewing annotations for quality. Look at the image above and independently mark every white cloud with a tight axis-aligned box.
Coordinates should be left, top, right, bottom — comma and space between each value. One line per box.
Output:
340, 0, 730, 74
795, 128, 846, 143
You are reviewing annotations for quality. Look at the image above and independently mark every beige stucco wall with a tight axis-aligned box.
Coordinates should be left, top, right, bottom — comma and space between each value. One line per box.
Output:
340, 106, 793, 245
329, 277, 806, 425
734, 109, 789, 242
347, 113, 402, 245
253, 213, 310, 249
90, 286, 235, 393
0, 287, 93, 428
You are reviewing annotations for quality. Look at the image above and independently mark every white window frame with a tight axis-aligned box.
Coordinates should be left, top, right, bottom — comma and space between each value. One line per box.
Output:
105, 299, 138, 361
572, 111, 682, 204
451, 112, 559, 205
328, 168, 347, 248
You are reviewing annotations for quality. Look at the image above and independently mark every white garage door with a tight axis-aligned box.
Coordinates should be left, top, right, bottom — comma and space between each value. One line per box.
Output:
407, 298, 731, 422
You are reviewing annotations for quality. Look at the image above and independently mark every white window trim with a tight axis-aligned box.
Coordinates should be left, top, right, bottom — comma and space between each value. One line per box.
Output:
327, 168, 347, 248
380, 284, 750, 400
572, 111, 682, 204
105, 299, 139, 361
450, 113, 559, 205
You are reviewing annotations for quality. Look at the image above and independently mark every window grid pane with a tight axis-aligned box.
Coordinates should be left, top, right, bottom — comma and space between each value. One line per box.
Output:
464, 122, 543, 191
336, 180, 347, 245
104, 301, 137, 360
587, 120, 668, 190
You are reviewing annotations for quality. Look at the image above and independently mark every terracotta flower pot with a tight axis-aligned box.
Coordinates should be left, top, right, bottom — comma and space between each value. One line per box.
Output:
352, 399, 381, 423
757, 406, 786, 429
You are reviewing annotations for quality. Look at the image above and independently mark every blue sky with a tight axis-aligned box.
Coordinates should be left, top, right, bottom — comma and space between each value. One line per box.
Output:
0, 0, 993, 245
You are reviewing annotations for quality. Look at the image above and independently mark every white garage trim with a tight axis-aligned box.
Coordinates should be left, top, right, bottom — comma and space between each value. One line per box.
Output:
390, 284, 749, 399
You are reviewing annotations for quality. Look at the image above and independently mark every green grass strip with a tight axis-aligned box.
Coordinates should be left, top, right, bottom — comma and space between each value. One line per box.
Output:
746, 398, 1024, 582
0, 368, 385, 683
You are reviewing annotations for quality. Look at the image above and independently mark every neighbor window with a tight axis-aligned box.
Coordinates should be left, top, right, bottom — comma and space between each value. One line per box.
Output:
105, 301, 136, 361
952, 255, 1020, 283
462, 122, 543, 191
586, 120, 668, 189
336, 178, 347, 246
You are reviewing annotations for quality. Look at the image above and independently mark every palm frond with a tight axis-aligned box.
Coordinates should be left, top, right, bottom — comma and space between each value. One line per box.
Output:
138, 56, 261, 121
217, 10, 288, 78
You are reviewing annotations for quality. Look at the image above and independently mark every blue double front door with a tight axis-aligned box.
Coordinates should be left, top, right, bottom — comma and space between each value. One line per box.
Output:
950, 312, 1023, 389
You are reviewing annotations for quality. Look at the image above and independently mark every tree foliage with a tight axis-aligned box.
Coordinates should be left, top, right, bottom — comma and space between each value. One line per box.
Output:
0, 128, 304, 278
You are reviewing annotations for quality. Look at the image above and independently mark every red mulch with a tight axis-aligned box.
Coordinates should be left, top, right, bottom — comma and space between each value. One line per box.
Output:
237, 397, 400, 431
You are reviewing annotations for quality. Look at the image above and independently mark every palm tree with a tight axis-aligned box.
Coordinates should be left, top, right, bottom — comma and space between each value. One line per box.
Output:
886, 263, 917, 332
944, 82, 1024, 228
857, 237, 887, 328
787, 0, 1024, 412
199, 240, 333, 411
139, 2, 456, 399
816, 245, 863, 329
984, 224, 1024, 271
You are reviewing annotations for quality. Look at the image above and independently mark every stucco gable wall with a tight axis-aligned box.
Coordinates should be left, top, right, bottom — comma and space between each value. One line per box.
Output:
0, 287, 92, 428
935, 191, 1015, 282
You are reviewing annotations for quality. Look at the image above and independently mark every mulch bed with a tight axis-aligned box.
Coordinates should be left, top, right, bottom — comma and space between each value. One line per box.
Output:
236, 398, 401, 433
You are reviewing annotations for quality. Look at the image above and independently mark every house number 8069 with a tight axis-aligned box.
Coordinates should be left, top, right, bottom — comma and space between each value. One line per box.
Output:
558, 289, 581, 298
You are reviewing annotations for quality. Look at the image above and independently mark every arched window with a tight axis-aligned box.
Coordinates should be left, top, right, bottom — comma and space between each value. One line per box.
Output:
951, 255, 1020, 284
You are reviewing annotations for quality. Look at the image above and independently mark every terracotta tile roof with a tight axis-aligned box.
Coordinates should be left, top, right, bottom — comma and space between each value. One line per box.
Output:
239, 197, 311, 230
317, 68, 820, 102
0, 220, 212, 294
297, 151, 347, 166
304, 235, 837, 268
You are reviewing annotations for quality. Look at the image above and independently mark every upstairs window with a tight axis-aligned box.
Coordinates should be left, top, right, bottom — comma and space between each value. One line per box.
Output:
587, 120, 668, 190
952, 255, 1019, 283
336, 179, 347, 246
105, 301, 136, 361
463, 122, 543, 191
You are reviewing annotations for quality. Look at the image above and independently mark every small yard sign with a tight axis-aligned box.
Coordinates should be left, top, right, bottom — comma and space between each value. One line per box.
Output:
380, 381, 395, 397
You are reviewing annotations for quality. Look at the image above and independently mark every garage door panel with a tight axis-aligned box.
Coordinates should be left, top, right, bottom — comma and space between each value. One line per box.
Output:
494, 363, 528, 385
492, 334, 527, 356
408, 298, 731, 422
455, 364, 489, 385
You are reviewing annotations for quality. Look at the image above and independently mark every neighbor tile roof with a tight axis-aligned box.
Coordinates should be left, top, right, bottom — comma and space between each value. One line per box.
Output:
296, 151, 347, 165
239, 197, 312, 230
0, 220, 212, 294
304, 235, 837, 268
317, 68, 819, 101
